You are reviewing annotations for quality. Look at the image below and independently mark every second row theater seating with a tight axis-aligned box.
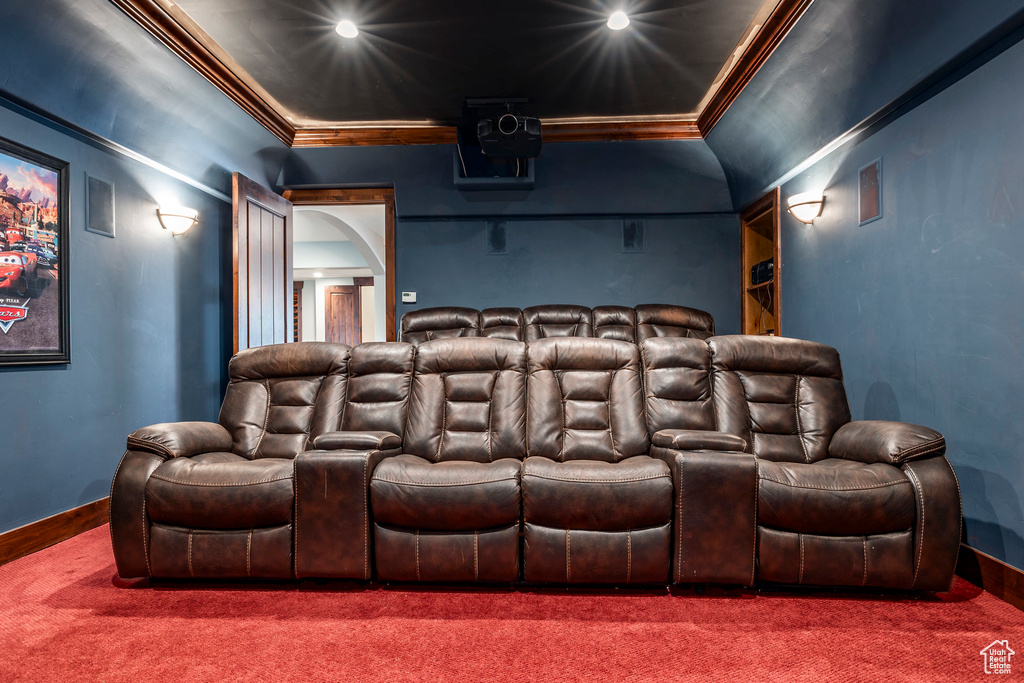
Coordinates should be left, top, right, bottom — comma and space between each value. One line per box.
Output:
399, 303, 715, 344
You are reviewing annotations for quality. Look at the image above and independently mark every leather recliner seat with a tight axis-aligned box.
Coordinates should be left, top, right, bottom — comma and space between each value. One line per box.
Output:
401, 303, 715, 345
110, 334, 961, 592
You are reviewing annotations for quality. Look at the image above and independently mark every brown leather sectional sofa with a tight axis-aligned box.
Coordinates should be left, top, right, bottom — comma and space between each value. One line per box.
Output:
399, 303, 716, 344
110, 333, 961, 591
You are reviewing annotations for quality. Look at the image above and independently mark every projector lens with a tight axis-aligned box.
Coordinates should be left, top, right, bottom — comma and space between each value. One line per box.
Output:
498, 114, 519, 135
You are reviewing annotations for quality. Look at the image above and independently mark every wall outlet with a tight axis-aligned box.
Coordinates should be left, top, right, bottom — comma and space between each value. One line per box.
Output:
402, 291, 417, 304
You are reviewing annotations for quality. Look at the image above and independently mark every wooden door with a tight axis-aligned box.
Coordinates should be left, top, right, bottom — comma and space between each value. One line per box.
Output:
233, 172, 293, 352
325, 285, 361, 345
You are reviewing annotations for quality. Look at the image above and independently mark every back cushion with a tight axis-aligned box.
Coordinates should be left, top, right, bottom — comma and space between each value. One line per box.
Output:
400, 306, 480, 345
640, 337, 715, 435
219, 342, 350, 459
635, 304, 715, 341
480, 307, 524, 340
593, 305, 636, 342
404, 338, 527, 462
523, 304, 594, 341
709, 336, 851, 463
341, 342, 415, 437
527, 338, 648, 462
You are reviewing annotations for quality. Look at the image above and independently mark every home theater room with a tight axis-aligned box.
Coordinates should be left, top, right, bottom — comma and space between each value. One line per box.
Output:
0, 0, 1022, 679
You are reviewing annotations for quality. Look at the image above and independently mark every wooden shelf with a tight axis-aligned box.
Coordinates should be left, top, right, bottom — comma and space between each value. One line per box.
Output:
740, 189, 781, 336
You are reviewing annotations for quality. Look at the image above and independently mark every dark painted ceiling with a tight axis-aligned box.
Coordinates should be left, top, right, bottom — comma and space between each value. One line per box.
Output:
172, 0, 771, 125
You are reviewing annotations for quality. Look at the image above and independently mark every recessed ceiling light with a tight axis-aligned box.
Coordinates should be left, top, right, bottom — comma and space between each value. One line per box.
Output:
607, 10, 630, 30
313, 271, 323, 278
335, 19, 358, 38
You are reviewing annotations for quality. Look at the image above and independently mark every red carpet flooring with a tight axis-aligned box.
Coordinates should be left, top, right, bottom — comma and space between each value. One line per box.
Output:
0, 526, 1021, 682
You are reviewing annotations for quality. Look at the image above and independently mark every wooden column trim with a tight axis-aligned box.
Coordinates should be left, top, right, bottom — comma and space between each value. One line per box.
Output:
0, 498, 109, 566
283, 188, 397, 340
957, 543, 1024, 611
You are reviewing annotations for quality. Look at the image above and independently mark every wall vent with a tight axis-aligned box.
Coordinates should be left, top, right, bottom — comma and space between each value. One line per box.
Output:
622, 218, 644, 253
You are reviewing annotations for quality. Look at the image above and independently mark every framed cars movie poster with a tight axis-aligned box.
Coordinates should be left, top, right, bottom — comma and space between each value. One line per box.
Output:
0, 136, 69, 365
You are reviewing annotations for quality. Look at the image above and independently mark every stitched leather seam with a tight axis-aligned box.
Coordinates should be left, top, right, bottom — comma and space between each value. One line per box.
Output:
437, 373, 448, 463
415, 529, 421, 581
566, 529, 571, 583
798, 533, 804, 584
363, 456, 369, 580
187, 529, 194, 578
895, 438, 945, 463
905, 466, 926, 586
626, 529, 632, 583
486, 371, 496, 463
521, 473, 670, 484
795, 377, 810, 463
758, 476, 911, 492
247, 529, 253, 578
862, 536, 867, 586
557, 371, 566, 462
677, 459, 683, 583
142, 490, 152, 577
751, 461, 758, 586
945, 458, 964, 590
373, 477, 518, 487
606, 370, 618, 460
251, 378, 272, 457
474, 530, 480, 581
148, 475, 292, 487
126, 437, 174, 458
293, 466, 299, 577
302, 376, 326, 452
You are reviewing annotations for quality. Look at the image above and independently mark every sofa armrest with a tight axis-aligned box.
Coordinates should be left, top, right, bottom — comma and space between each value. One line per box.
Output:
829, 420, 945, 465
652, 429, 747, 452
650, 446, 757, 585
312, 430, 402, 451
126, 422, 232, 459
294, 447, 401, 579
901, 455, 962, 591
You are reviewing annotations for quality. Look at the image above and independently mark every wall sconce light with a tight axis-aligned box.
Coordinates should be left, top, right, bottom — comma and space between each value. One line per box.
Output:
157, 206, 199, 235
787, 193, 825, 224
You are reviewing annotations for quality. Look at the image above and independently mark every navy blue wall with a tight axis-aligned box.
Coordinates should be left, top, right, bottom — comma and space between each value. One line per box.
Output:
706, 0, 1024, 208
717, 11, 1024, 568
0, 101, 231, 532
282, 140, 740, 329
0, 0, 289, 533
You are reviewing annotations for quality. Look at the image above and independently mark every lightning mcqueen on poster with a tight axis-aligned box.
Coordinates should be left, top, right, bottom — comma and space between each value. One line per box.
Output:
0, 136, 69, 366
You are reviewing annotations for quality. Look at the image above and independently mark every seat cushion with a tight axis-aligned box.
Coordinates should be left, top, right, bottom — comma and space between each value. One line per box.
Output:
757, 458, 916, 535
370, 455, 521, 531
146, 454, 294, 529
522, 456, 672, 530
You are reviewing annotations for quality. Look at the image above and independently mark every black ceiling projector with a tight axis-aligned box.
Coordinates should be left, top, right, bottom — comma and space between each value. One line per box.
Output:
476, 113, 542, 158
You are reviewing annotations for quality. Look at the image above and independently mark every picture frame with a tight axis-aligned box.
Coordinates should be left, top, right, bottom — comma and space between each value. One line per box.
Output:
0, 136, 70, 366
859, 158, 882, 225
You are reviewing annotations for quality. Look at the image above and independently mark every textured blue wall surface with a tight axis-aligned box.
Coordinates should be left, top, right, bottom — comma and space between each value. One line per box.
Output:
281, 140, 734, 217
0, 0, 288, 192
283, 140, 740, 328
396, 216, 740, 332
0, 103, 231, 533
778, 39, 1024, 568
706, 0, 1024, 208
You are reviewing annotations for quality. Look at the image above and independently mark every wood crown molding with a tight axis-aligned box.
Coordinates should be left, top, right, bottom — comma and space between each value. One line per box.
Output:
697, 0, 816, 136
113, 0, 809, 146
957, 543, 1024, 611
110, 0, 295, 145
0, 498, 109, 566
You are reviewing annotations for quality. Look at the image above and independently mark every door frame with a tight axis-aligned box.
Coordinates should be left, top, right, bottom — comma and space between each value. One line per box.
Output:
282, 188, 397, 341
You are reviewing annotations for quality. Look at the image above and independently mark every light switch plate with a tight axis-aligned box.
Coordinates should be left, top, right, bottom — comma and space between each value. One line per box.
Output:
402, 291, 417, 303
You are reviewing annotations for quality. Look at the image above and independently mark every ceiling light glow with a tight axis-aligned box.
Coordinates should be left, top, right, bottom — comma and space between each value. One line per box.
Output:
314, 271, 324, 278
335, 19, 358, 38
607, 10, 630, 30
